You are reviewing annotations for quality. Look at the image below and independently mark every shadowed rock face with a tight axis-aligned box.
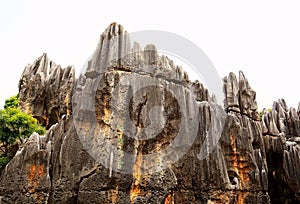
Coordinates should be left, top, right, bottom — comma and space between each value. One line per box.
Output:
262, 99, 300, 203
0, 23, 299, 204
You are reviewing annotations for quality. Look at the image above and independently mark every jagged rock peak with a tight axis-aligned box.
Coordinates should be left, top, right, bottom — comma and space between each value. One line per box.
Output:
263, 98, 300, 202
223, 71, 259, 120
262, 98, 300, 137
18, 53, 75, 128
190, 80, 210, 102
21, 53, 49, 77
85, 22, 190, 85
102, 22, 125, 39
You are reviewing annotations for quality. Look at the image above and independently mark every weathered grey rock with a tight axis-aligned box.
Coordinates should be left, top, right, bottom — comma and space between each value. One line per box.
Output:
18, 53, 75, 128
223, 71, 259, 121
0, 131, 52, 203
262, 99, 300, 138
190, 80, 209, 102
262, 99, 300, 203
85, 22, 189, 86
223, 72, 239, 113
2, 22, 300, 204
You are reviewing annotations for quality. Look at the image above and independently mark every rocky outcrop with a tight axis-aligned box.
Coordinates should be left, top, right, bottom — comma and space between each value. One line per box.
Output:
0, 130, 52, 203
262, 99, 300, 203
84, 24, 189, 86
222, 72, 269, 203
223, 70, 300, 203
18, 53, 75, 128
223, 71, 259, 121
0, 22, 299, 204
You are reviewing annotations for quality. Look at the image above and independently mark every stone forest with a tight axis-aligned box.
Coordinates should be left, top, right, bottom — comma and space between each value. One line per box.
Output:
0, 23, 299, 204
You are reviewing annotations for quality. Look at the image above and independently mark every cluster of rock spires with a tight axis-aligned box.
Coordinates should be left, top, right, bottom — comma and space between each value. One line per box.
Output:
262, 100, 300, 203
18, 54, 75, 128
0, 23, 299, 203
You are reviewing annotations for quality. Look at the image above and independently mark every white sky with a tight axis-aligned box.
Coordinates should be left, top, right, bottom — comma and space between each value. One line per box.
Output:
1, 0, 300, 110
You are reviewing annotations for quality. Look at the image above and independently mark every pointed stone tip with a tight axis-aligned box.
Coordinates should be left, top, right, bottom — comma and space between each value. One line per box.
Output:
102, 22, 125, 39
239, 70, 245, 79
38, 53, 48, 63
144, 44, 157, 51
110, 22, 117, 26
108, 22, 120, 31
37, 53, 48, 61
228, 72, 237, 80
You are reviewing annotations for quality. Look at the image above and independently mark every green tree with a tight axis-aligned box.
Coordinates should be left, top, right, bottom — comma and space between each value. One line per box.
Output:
4, 94, 19, 109
0, 95, 46, 156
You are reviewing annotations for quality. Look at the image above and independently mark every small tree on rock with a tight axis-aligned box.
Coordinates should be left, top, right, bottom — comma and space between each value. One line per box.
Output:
0, 95, 45, 156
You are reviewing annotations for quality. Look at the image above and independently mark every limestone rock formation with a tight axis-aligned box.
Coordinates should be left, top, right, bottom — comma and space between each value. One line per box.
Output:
221, 72, 269, 203
85, 23, 189, 86
223, 71, 259, 120
18, 53, 75, 128
0, 22, 299, 204
190, 80, 210, 102
262, 99, 300, 203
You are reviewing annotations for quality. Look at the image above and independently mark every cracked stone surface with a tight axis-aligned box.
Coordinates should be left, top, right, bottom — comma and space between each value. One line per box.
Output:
0, 23, 299, 204
262, 99, 300, 203
18, 53, 75, 128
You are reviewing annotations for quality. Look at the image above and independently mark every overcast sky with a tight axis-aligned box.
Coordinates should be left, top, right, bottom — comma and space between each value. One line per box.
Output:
1, 0, 300, 110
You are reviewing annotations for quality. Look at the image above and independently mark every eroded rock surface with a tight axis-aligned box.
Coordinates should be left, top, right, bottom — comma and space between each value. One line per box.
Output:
262, 99, 300, 203
18, 53, 75, 128
0, 22, 299, 204
223, 71, 259, 121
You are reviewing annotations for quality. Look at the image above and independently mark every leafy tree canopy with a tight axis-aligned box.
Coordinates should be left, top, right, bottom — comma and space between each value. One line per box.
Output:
4, 94, 19, 109
0, 95, 46, 157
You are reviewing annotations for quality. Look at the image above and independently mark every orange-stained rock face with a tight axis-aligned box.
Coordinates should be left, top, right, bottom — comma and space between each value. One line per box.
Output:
130, 152, 142, 203
164, 193, 174, 204
11, 65, 274, 203
28, 164, 45, 188
28, 165, 37, 183
27, 163, 47, 202
228, 134, 251, 187
237, 192, 250, 204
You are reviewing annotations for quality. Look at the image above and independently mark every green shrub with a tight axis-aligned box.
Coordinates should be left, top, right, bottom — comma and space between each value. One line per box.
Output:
4, 94, 19, 109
